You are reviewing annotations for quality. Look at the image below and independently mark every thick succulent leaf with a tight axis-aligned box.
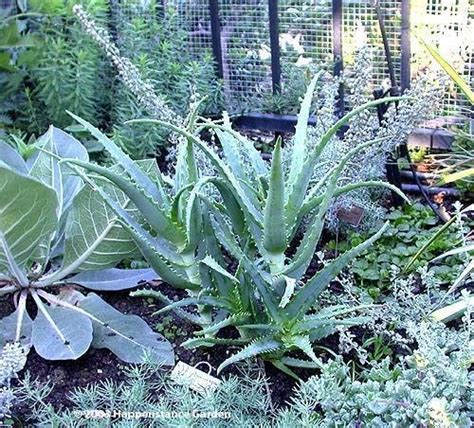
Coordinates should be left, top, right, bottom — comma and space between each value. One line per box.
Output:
203, 200, 281, 321
285, 222, 389, 319
431, 297, 474, 323
67, 268, 157, 291
0, 305, 32, 348
60, 183, 140, 275
173, 139, 198, 194
32, 306, 93, 360
217, 337, 282, 374
68, 112, 168, 207
63, 165, 197, 289
129, 120, 264, 235
68, 159, 185, 246
182, 337, 250, 348
200, 255, 239, 285
263, 138, 286, 258
0, 140, 28, 173
78, 293, 174, 365
0, 165, 58, 272
28, 126, 88, 218
287, 72, 322, 189
291, 335, 320, 363
131, 289, 207, 325
196, 313, 250, 336
281, 356, 322, 369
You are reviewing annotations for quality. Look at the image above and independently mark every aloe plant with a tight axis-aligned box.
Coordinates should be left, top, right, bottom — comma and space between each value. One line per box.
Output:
0, 128, 173, 365
67, 77, 410, 377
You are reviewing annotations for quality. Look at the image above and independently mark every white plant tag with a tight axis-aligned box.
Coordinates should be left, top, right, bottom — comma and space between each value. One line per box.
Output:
170, 361, 221, 394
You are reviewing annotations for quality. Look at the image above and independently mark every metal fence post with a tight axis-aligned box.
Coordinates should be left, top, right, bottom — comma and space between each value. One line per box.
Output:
209, 0, 224, 79
332, 0, 344, 115
268, 0, 281, 95
400, 0, 411, 91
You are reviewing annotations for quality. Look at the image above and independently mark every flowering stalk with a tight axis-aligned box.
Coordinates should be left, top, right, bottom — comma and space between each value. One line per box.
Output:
72, 4, 181, 125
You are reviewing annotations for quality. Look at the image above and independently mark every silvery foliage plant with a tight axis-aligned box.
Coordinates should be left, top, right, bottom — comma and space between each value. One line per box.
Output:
0, 130, 173, 365
66, 77, 410, 377
290, 45, 445, 229
0, 343, 26, 419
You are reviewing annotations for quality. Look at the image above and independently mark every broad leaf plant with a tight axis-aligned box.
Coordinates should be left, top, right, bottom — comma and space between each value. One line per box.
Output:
0, 128, 173, 365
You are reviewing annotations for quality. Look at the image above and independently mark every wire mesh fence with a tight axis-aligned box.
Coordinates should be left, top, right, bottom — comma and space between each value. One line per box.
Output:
411, 0, 473, 116
2, 0, 472, 117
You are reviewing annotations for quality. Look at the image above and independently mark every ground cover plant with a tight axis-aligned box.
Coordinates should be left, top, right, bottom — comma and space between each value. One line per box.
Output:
0, 128, 173, 365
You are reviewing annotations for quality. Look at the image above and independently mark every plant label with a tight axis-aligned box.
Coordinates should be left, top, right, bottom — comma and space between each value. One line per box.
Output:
337, 205, 365, 227
170, 361, 221, 394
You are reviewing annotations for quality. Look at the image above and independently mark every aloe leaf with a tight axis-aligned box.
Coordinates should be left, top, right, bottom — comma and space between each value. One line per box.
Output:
291, 335, 320, 364
31, 296, 93, 360
78, 293, 174, 365
61, 164, 197, 289
0, 165, 58, 272
203, 200, 281, 321
286, 222, 389, 319
280, 356, 322, 369
270, 360, 300, 380
174, 139, 198, 193
128, 120, 264, 232
67, 159, 185, 245
431, 297, 474, 323
0, 140, 28, 173
67, 112, 168, 206
182, 337, 250, 348
263, 138, 286, 262
67, 268, 157, 291
278, 276, 297, 308
198, 121, 268, 176
420, 39, 474, 104
130, 289, 206, 325
152, 295, 229, 316
404, 215, 457, 272
287, 72, 323, 189
217, 337, 282, 374
200, 255, 239, 285
196, 313, 250, 336
302, 180, 410, 216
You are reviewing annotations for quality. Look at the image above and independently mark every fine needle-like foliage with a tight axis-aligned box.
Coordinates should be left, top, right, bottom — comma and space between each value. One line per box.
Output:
0, 129, 173, 365
66, 77, 410, 377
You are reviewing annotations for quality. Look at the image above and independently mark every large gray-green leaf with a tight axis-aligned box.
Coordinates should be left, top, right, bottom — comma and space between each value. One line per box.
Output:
28, 126, 88, 218
0, 165, 58, 272
0, 140, 28, 173
79, 293, 174, 365
31, 306, 93, 360
68, 268, 157, 291
0, 307, 32, 348
59, 182, 139, 277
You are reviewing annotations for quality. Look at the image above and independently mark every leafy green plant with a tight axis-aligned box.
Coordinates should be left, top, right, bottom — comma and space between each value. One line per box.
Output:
338, 203, 468, 296
0, 128, 173, 364
65, 77, 409, 377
